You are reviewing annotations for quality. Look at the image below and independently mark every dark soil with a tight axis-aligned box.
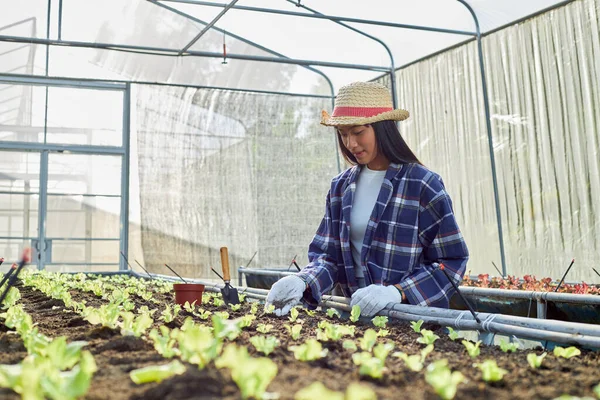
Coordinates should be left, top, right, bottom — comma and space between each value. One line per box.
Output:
1, 277, 599, 400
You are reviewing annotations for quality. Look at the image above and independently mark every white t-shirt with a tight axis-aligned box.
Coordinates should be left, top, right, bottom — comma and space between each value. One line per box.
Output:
350, 166, 386, 279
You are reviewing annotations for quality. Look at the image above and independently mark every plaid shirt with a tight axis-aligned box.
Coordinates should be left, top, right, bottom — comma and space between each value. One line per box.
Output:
298, 162, 469, 309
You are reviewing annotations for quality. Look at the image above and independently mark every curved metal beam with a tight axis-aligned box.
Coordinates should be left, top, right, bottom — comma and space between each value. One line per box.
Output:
286, 0, 398, 109
159, 0, 477, 36
148, 0, 335, 101
456, 0, 507, 277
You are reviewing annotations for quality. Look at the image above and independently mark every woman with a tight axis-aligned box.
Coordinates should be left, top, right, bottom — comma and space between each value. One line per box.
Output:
265, 82, 469, 317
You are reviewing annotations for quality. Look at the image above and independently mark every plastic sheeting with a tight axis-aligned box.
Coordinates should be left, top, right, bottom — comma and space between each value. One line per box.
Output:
390, 0, 600, 282
131, 84, 337, 277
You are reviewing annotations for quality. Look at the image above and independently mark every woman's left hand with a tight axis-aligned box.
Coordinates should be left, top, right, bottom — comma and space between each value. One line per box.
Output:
350, 284, 403, 317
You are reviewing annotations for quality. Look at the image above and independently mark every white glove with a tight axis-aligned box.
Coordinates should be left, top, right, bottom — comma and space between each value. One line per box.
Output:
350, 284, 403, 317
265, 275, 307, 316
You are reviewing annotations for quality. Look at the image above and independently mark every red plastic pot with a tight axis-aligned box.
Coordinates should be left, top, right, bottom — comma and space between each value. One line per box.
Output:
173, 283, 205, 306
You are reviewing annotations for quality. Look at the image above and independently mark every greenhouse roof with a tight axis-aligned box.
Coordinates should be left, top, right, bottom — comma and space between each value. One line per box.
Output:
2, 0, 572, 96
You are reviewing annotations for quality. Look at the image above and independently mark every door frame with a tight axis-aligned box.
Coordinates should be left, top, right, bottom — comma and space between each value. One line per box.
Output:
0, 74, 130, 271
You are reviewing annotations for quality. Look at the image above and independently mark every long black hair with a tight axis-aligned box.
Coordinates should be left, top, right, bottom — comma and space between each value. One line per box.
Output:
336, 120, 422, 166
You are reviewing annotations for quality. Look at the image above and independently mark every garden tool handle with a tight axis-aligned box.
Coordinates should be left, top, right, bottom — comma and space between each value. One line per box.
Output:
220, 247, 231, 282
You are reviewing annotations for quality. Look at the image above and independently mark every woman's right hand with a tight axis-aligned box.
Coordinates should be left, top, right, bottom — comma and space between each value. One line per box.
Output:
265, 275, 307, 316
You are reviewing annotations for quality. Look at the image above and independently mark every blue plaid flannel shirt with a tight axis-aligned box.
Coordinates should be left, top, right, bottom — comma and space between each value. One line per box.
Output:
297, 162, 469, 309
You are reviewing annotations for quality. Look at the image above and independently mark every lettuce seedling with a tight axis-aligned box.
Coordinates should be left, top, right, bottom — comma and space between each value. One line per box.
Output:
82, 303, 120, 329
212, 314, 241, 341
41, 337, 88, 370
343, 340, 357, 352
326, 308, 341, 319
377, 329, 389, 337
217, 344, 278, 399
417, 329, 439, 345
373, 342, 395, 361
229, 303, 242, 312
346, 382, 377, 400
371, 316, 388, 328
160, 304, 181, 323
148, 326, 179, 358
411, 320, 424, 333
526, 352, 547, 369
130, 360, 186, 384
359, 329, 378, 352
1, 287, 21, 309
288, 339, 328, 361
446, 327, 459, 341
393, 344, 434, 372
316, 328, 328, 342
324, 324, 354, 341
461, 340, 481, 358
176, 324, 221, 368
193, 309, 212, 320
231, 356, 278, 400
304, 309, 317, 317
284, 324, 303, 340
294, 382, 344, 400
238, 315, 256, 328
289, 307, 300, 323
183, 300, 197, 313
352, 352, 385, 379
262, 304, 275, 315
474, 360, 508, 382
425, 359, 464, 400
238, 294, 246, 303
250, 303, 259, 315
350, 305, 361, 323
256, 324, 273, 334
593, 383, 600, 398
553, 346, 581, 359
120, 312, 153, 337
249, 335, 280, 356
499, 339, 519, 353
41, 351, 98, 400
212, 297, 225, 307
213, 311, 230, 320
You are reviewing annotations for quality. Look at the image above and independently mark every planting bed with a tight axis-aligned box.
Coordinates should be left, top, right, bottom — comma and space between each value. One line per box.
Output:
1, 272, 600, 400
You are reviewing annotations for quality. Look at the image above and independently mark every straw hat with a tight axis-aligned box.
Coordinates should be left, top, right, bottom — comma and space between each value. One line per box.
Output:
320, 81, 409, 126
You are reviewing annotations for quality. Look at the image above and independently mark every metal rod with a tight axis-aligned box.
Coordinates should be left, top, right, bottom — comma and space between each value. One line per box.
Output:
179, 0, 239, 54
211, 267, 224, 281
58, 0, 63, 40
0, 35, 388, 72
244, 251, 258, 268
119, 251, 132, 271
457, 0, 507, 277
0, 264, 16, 288
491, 261, 503, 276
164, 263, 188, 283
0, 249, 30, 305
160, 0, 477, 36
134, 259, 155, 279
436, 263, 480, 323
555, 258, 575, 292
119, 83, 131, 271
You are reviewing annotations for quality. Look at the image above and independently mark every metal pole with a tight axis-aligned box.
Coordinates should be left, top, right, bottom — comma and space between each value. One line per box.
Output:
58, 0, 63, 40
456, 0, 507, 277
0, 72, 329, 99
0, 35, 388, 72
158, 0, 477, 36
119, 83, 131, 271
178, 0, 239, 54
287, 0, 398, 108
